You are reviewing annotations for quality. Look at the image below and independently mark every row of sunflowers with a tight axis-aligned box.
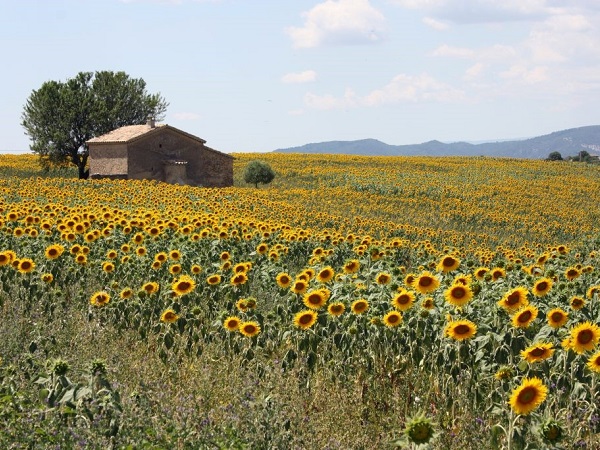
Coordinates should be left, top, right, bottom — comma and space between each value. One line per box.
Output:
0, 153, 599, 447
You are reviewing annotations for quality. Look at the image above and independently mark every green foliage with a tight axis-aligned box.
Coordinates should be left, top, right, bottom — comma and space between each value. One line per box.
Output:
547, 151, 563, 161
21, 71, 168, 179
243, 160, 275, 188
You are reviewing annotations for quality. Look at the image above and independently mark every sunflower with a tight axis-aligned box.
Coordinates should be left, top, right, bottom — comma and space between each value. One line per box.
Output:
106, 249, 118, 259
90, 291, 110, 307
512, 305, 538, 328
230, 273, 248, 286
327, 302, 345, 317
509, 377, 548, 415
473, 267, 489, 280
154, 252, 168, 263
172, 275, 196, 296
276, 272, 292, 289
45, 244, 64, 260
0, 252, 12, 266
351, 299, 369, 314
521, 342, 554, 363
586, 351, 600, 374
494, 365, 514, 381
404, 273, 416, 287
414, 271, 440, 294
160, 309, 179, 323
233, 262, 248, 274
142, 281, 159, 294
532, 278, 553, 297
41, 273, 54, 283
497, 287, 529, 312
120, 288, 134, 299
587, 285, 600, 299
316, 266, 335, 283
564, 267, 581, 281
445, 320, 477, 341
17, 258, 35, 274
223, 316, 241, 332
375, 272, 392, 285
239, 321, 261, 337
490, 267, 506, 282
392, 289, 416, 311
570, 296, 585, 310
383, 310, 403, 328
169, 249, 182, 261
569, 322, 600, 354
206, 274, 221, 286
256, 243, 268, 255
437, 255, 460, 273
421, 297, 435, 310
343, 259, 360, 274
102, 261, 115, 273
303, 290, 327, 310
294, 310, 318, 329
191, 264, 202, 274
546, 308, 568, 328
444, 284, 473, 308
236, 299, 249, 312
290, 279, 308, 294
453, 274, 472, 286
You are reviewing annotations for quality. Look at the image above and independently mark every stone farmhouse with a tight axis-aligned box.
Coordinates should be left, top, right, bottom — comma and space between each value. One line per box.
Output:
87, 119, 233, 187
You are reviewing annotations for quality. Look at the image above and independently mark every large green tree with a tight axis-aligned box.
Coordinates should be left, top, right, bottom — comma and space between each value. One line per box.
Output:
22, 71, 168, 179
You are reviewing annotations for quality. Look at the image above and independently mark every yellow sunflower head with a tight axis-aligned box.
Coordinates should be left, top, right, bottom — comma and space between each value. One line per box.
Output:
303, 290, 327, 310
392, 289, 416, 312
239, 321, 261, 338
497, 287, 529, 311
160, 309, 179, 323
569, 321, 600, 354
327, 302, 345, 317
414, 271, 440, 294
532, 277, 553, 297
445, 320, 477, 341
223, 316, 241, 332
294, 310, 318, 330
316, 266, 335, 283
508, 377, 548, 415
511, 305, 538, 329
276, 272, 292, 289
437, 255, 460, 273
172, 275, 196, 296
351, 299, 369, 314
546, 308, 568, 329
383, 310, 403, 328
520, 342, 554, 364
444, 284, 473, 308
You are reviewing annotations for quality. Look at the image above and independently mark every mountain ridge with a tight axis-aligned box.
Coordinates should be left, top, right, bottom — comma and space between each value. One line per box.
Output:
273, 125, 600, 159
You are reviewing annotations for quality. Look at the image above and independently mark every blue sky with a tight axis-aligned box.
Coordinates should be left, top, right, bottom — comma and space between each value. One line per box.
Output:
1, 0, 599, 153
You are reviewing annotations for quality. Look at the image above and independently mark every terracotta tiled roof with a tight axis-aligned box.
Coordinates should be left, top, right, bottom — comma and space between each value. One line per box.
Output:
87, 124, 166, 143
86, 123, 233, 159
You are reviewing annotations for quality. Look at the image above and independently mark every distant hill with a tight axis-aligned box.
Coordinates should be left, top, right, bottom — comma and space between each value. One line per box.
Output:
273, 125, 600, 159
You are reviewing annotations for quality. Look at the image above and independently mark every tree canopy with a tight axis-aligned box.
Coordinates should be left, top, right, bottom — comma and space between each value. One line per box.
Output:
243, 160, 275, 188
21, 71, 168, 179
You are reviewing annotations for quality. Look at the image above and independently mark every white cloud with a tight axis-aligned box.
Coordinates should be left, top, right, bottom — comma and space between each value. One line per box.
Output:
286, 0, 387, 49
390, 0, 552, 23
500, 65, 549, 83
281, 70, 317, 84
303, 73, 464, 110
422, 16, 449, 30
464, 62, 486, 80
172, 112, 202, 120
288, 109, 305, 116
431, 44, 474, 58
304, 88, 358, 110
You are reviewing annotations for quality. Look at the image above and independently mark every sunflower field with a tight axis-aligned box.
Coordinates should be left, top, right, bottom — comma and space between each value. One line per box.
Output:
0, 153, 599, 449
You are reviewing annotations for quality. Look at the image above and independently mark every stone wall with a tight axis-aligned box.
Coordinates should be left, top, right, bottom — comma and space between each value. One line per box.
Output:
127, 128, 233, 187
88, 143, 128, 176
